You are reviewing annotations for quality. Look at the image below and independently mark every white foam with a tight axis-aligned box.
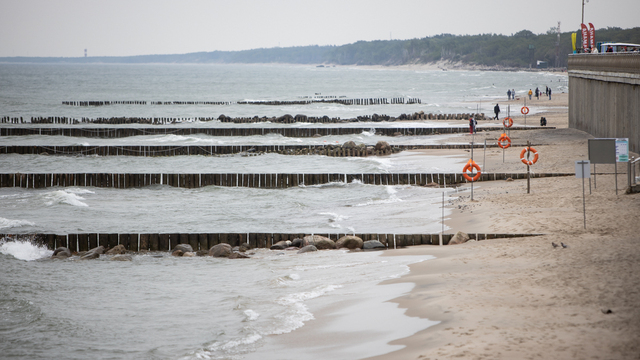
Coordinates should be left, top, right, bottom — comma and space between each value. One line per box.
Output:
43, 190, 89, 207
244, 309, 260, 321
0, 238, 52, 261
0, 217, 35, 230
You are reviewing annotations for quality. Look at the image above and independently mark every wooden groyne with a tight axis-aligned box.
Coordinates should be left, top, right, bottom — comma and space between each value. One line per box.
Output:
0, 126, 554, 138
2, 232, 545, 252
0, 172, 574, 189
60, 97, 422, 107
6, 112, 489, 125
0, 144, 510, 157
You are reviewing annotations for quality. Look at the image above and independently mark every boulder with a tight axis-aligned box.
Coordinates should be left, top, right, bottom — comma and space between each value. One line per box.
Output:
303, 235, 336, 250
291, 238, 305, 248
111, 255, 132, 261
336, 236, 364, 249
449, 231, 470, 245
209, 243, 232, 258
182, 252, 195, 257
196, 250, 209, 257
106, 244, 126, 255
297, 245, 318, 254
363, 240, 386, 250
238, 243, 252, 252
375, 141, 391, 152
342, 141, 357, 149
172, 244, 193, 253
270, 240, 291, 250
51, 247, 71, 259
80, 246, 104, 260
228, 252, 250, 259
172, 250, 184, 257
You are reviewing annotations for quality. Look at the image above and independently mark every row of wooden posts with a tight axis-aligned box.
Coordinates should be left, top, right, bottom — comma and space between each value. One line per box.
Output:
2, 232, 544, 252
0, 172, 573, 189
0, 126, 552, 138
0, 144, 500, 157
60, 97, 423, 107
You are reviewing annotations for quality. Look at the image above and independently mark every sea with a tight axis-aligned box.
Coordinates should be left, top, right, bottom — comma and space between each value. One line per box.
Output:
0, 63, 568, 359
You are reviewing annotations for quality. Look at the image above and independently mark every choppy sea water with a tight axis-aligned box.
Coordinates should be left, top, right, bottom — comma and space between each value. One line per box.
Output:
0, 239, 435, 360
0, 63, 567, 359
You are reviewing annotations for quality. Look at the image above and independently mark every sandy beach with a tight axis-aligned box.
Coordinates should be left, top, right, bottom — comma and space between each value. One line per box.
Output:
255, 92, 639, 359
367, 93, 640, 359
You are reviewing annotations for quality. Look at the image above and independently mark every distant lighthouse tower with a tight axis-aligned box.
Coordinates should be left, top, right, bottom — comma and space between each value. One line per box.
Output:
84, 49, 87, 57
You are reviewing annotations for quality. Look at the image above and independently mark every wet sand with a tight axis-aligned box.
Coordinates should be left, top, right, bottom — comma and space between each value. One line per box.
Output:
248, 92, 640, 359
370, 92, 640, 360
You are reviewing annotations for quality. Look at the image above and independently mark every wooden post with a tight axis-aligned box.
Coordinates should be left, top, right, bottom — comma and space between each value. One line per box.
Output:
149, 234, 159, 251
527, 140, 531, 194
139, 234, 150, 251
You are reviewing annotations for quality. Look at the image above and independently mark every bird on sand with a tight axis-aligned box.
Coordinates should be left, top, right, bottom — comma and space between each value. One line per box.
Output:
552, 242, 558, 248
561, 242, 568, 248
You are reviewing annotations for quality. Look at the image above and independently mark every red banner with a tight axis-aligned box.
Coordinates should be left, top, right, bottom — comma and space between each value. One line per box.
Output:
581, 23, 589, 51
589, 23, 596, 51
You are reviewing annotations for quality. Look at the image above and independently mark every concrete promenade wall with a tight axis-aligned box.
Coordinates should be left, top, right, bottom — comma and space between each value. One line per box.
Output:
568, 53, 640, 154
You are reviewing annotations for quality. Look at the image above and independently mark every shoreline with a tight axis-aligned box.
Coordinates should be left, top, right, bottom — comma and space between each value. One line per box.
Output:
367, 93, 640, 359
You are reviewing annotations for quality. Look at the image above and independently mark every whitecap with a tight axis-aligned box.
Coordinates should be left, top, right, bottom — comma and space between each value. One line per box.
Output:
0, 217, 35, 230
0, 238, 52, 261
243, 309, 260, 321
42, 190, 89, 207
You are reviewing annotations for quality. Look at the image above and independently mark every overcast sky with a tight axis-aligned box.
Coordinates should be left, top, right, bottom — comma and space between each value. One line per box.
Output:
0, 0, 637, 57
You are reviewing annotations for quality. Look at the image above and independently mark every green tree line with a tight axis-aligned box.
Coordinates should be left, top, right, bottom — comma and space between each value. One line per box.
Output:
2, 27, 638, 67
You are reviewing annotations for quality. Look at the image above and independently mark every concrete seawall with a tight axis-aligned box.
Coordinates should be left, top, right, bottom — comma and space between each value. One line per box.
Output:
568, 53, 639, 153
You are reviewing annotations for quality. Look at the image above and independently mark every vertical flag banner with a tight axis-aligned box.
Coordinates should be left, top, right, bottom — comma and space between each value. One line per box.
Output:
589, 23, 596, 51
572, 33, 577, 52
581, 24, 589, 51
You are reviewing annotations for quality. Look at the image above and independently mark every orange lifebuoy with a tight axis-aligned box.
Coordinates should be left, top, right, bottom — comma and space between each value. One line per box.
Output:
498, 133, 511, 149
462, 160, 481, 182
503, 117, 513, 128
520, 147, 539, 165
521, 106, 530, 115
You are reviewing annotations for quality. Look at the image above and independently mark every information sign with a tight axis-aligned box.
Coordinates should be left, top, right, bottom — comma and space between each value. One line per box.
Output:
616, 138, 629, 162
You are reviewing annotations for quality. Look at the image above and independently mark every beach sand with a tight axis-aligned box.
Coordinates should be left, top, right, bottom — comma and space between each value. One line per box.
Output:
252, 92, 640, 359
367, 93, 640, 360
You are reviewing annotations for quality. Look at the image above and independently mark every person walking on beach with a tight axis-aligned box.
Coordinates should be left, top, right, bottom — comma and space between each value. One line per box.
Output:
507, 89, 511, 100
535, 87, 539, 100
493, 103, 500, 120
469, 116, 475, 134
548, 88, 552, 100
528, 89, 532, 100
512, 89, 516, 100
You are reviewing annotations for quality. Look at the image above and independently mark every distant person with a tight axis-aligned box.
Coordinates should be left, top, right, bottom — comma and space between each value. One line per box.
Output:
540, 117, 547, 126
507, 89, 511, 100
469, 117, 475, 134
512, 89, 516, 100
474, 117, 478, 134
528, 89, 532, 100
548, 88, 552, 100
535, 87, 539, 100
493, 103, 500, 120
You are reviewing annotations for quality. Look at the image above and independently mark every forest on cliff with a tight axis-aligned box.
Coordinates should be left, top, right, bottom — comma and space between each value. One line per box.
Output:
3, 27, 639, 68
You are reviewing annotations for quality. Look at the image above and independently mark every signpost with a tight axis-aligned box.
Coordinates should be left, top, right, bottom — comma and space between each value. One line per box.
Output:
575, 160, 590, 229
587, 138, 629, 194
